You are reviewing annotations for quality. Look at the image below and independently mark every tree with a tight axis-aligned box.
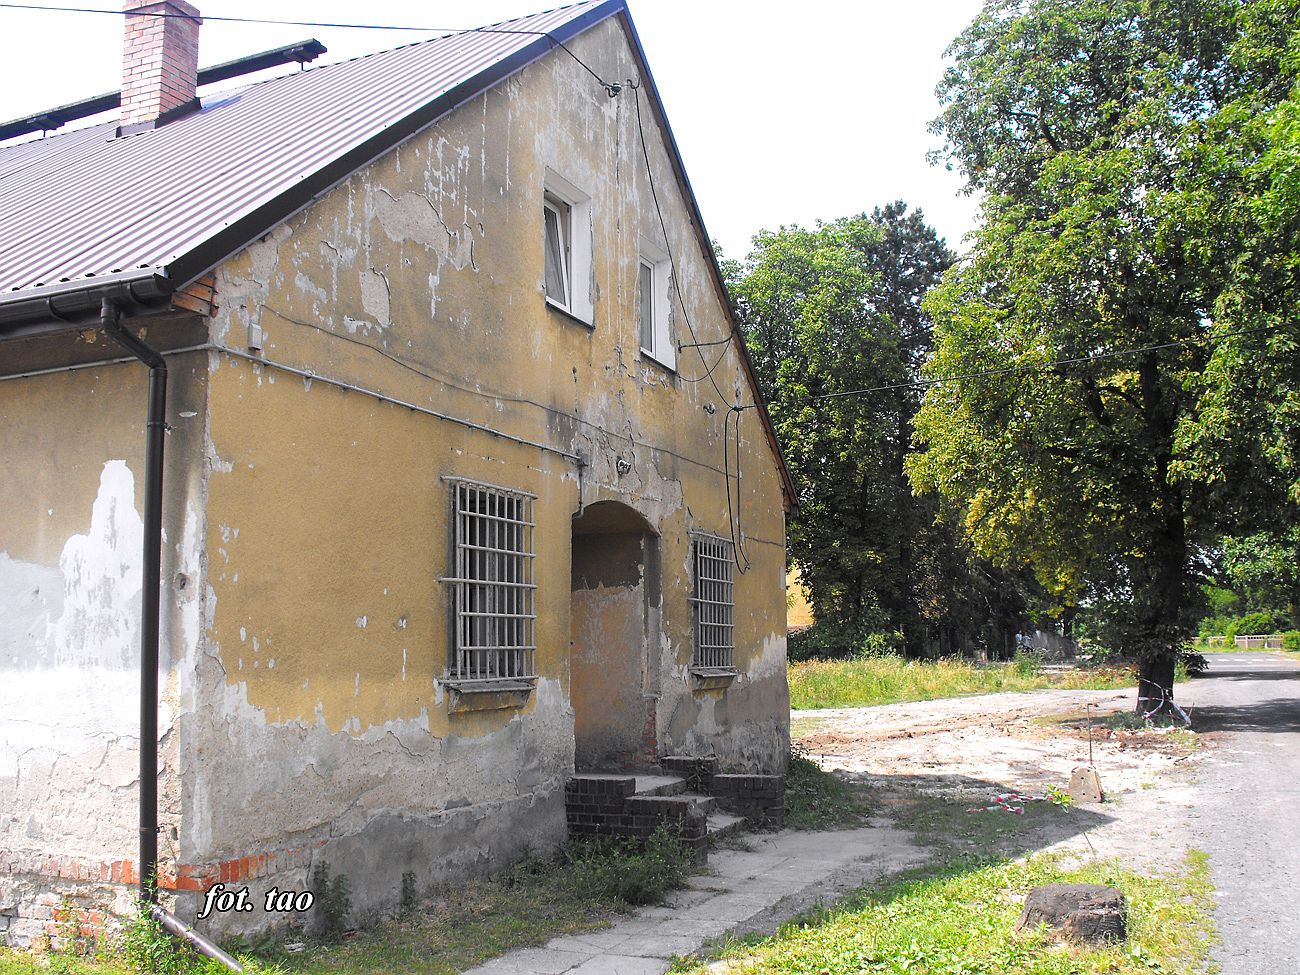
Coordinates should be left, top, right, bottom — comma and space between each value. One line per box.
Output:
731, 216, 905, 639
728, 206, 1035, 657
909, 0, 1299, 709
1174, 0, 1300, 514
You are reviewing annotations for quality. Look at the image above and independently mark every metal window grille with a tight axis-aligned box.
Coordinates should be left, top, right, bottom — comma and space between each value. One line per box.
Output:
445, 480, 537, 680
692, 535, 735, 669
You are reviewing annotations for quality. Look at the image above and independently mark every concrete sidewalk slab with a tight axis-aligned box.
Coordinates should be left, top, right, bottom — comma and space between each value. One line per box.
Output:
462, 821, 926, 975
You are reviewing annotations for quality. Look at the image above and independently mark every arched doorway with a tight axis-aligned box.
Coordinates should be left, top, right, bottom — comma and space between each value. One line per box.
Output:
570, 501, 659, 770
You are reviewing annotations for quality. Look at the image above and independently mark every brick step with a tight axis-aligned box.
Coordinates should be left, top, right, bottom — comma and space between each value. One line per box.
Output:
626, 792, 716, 819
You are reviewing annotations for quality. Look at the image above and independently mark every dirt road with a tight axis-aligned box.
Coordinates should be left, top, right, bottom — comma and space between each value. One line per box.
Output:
1177, 652, 1300, 975
794, 657, 1300, 973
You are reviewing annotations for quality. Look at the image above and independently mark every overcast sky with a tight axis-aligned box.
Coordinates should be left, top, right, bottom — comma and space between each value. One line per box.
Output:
0, 0, 986, 258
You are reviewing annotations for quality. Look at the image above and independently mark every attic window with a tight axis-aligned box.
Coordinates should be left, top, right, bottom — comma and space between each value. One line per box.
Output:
638, 238, 674, 370
544, 194, 570, 307
542, 169, 593, 324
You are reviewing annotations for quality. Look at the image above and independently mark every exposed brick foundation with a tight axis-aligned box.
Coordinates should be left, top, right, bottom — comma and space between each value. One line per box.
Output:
564, 776, 708, 861
659, 756, 786, 828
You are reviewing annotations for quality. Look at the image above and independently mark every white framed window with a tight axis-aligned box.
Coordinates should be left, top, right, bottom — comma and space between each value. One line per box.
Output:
638, 238, 674, 370
691, 534, 735, 671
543, 169, 593, 324
544, 194, 571, 308
443, 478, 537, 680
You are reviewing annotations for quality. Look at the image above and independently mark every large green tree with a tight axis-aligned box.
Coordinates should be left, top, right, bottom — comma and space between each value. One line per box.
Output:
728, 206, 1029, 657
909, 0, 1300, 707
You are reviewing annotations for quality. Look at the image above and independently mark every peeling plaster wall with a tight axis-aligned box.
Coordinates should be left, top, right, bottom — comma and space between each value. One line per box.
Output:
186, 15, 787, 934
0, 357, 208, 946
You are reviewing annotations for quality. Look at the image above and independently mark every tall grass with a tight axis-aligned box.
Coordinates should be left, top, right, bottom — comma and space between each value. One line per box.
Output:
789, 655, 1134, 710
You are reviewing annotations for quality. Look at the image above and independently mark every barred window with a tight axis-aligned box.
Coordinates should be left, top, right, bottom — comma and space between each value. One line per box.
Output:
692, 535, 735, 670
445, 480, 536, 680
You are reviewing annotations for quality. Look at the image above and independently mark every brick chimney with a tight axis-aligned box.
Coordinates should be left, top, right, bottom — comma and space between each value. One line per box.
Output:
120, 0, 202, 131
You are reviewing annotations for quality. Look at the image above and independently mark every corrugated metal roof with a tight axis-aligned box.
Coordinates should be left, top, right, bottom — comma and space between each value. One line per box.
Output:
0, 0, 620, 303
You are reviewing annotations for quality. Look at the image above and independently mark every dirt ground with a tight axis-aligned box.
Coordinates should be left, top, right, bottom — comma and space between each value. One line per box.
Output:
793, 686, 1210, 872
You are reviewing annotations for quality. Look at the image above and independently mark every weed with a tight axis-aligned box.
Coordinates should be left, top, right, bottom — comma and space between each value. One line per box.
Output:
399, 872, 417, 915
309, 863, 352, 941
1044, 784, 1073, 809
670, 851, 1216, 975
784, 744, 868, 830
559, 827, 692, 906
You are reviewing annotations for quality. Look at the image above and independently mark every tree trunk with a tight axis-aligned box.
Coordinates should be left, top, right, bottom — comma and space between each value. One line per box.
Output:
1136, 652, 1177, 716
1132, 351, 1190, 717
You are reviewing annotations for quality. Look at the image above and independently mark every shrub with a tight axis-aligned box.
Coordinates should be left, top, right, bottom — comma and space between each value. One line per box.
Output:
559, 827, 690, 906
1225, 610, 1283, 639
309, 862, 352, 940
1283, 630, 1300, 651
785, 743, 863, 830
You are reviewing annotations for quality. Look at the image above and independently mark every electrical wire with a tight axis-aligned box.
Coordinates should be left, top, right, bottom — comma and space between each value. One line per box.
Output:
0, 2, 625, 95
735, 321, 1292, 411
629, 81, 733, 402
630, 78, 755, 570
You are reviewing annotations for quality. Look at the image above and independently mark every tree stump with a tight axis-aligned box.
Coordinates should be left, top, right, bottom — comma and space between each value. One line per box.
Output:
1015, 884, 1127, 944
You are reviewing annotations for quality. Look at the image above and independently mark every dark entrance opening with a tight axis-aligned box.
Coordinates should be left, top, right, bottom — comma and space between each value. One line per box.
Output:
569, 501, 660, 770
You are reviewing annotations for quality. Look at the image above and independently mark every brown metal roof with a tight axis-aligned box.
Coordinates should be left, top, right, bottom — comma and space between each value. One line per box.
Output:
0, 0, 619, 312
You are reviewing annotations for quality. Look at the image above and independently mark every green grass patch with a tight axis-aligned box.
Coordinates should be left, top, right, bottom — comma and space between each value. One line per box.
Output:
0, 831, 695, 975
670, 851, 1216, 975
784, 746, 871, 830
789, 656, 1134, 710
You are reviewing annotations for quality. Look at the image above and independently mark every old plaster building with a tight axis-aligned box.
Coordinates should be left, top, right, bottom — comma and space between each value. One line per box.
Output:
0, 0, 793, 941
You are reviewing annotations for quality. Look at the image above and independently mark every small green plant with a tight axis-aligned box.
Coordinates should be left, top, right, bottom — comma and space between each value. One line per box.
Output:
1283, 630, 1300, 651
400, 871, 418, 914
559, 826, 691, 906
119, 903, 215, 975
1045, 784, 1074, 809
784, 743, 866, 830
1012, 647, 1043, 677
309, 862, 352, 941
51, 896, 95, 961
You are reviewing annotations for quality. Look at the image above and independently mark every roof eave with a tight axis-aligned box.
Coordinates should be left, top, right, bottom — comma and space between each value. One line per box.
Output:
161, 1, 630, 298
0, 1, 627, 336
0, 268, 174, 337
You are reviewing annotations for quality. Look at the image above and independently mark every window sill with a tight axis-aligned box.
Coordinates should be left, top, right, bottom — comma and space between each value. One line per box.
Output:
690, 667, 738, 691
443, 677, 536, 713
638, 348, 677, 375
545, 298, 593, 329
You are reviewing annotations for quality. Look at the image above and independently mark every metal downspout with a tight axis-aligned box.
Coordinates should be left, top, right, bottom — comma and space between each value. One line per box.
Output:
100, 298, 166, 906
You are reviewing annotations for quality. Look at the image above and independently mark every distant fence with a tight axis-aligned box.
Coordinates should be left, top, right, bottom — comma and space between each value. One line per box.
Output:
1204, 634, 1284, 649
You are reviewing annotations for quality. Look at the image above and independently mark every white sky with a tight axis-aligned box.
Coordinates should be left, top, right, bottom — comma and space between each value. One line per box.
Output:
0, 0, 985, 258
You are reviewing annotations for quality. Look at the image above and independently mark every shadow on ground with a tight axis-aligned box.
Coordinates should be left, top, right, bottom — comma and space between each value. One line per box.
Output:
1182, 697, 1300, 733
852, 771, 1113, 862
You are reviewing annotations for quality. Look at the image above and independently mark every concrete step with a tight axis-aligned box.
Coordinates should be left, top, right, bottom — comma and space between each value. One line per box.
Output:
705, 811, 746, 842
676, 792, 718, 816
632, 773, 687, 797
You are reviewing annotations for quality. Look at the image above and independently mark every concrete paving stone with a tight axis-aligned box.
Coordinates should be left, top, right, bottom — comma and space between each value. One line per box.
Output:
543, 934, 623, 953
468, 823, 924, 974
663, 887, 718, 909
565, 954, 670, 975
659, 917, 733, 937
614, 934, 704, 959
462, 946, 596, 974
544, 929, 635, 950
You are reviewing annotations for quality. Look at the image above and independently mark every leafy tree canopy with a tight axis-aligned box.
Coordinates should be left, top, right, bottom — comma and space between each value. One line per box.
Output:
909, 0, 1300, 701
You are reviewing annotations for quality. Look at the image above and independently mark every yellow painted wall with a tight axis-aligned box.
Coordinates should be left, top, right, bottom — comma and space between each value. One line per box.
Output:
182, 13, 789, 929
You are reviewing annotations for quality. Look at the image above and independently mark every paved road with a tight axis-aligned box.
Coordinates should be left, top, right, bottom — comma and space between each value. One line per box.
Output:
1180, 652, 1300, 975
